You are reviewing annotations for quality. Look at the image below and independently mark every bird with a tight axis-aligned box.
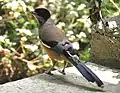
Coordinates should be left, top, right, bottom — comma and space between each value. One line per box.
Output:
32, 8, 104, 88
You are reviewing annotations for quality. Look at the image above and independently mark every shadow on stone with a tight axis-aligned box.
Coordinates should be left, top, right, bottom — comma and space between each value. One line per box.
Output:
36, 73, 105, 92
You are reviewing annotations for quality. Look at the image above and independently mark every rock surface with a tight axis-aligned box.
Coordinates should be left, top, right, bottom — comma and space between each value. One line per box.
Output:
90, 15, 120, 68
0, 63, 120, 93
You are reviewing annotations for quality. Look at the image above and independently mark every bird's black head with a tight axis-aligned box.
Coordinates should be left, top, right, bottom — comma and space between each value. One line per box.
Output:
32, 8, 51, 25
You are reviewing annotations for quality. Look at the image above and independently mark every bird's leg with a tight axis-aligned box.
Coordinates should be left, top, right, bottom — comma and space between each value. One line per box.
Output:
46, 59, 57, 75
59, 61, 68, 75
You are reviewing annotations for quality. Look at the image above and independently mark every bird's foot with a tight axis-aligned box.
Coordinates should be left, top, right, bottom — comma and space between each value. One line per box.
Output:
58, 69, 66, 75
45, 71, 54, 75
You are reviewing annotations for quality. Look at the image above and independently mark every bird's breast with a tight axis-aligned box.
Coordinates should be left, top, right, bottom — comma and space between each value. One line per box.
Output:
43, 45, 67, 61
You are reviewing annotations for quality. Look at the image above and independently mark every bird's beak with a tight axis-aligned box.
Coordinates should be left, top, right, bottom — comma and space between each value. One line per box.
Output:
30, 11, 45, 25
31, 11, 38, 19
31, 11, 36, 15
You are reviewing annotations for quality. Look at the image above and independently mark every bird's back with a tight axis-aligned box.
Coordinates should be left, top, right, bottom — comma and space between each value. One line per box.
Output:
39, 19, 68, 43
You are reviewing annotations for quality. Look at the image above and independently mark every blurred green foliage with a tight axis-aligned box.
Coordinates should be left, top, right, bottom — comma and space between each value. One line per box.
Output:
0, 0, 119, 83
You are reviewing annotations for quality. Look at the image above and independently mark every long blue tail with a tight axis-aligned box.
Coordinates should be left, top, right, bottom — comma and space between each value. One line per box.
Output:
64, 51, 104, 88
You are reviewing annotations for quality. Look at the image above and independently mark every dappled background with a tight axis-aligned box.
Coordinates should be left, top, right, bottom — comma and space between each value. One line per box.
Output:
0, 0, 119, 84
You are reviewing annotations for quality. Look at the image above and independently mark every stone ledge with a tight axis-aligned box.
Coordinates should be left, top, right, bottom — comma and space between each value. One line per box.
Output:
0, 63, 120, 93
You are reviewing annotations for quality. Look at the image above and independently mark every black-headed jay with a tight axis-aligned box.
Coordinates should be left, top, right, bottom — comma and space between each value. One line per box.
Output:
32, 8, 104, 88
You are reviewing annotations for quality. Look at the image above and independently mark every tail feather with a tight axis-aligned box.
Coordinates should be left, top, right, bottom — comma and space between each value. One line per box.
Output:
76, 63, 104, 87
76, 63, 95, 82
64, 51, 104, 87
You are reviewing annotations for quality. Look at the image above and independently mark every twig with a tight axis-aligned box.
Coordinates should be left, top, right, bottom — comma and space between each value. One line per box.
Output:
110, 0, 120, 13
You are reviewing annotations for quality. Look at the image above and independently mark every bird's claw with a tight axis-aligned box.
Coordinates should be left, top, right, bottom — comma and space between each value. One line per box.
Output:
58, 70, 66, 75
45, 71, 54, 75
